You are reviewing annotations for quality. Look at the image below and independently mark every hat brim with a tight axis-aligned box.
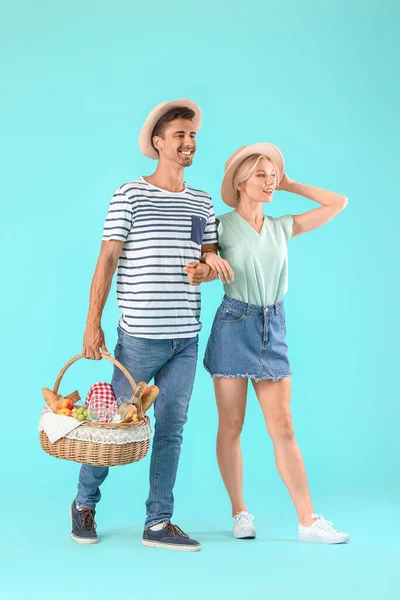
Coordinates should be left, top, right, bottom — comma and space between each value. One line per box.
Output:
139, 99, 202, 159
221, 142, 285, 208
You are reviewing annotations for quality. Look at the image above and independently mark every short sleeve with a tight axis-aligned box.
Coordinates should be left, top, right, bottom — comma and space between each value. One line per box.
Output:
276, 214, 294, 241
202, 197, 218, 245
102, 187, 134, 242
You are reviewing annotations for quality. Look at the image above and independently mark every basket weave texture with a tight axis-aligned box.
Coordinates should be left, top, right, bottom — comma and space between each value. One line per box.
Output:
40, 353, 151, 467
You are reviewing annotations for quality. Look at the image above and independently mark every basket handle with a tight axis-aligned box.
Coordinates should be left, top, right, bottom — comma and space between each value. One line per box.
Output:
52, 354, 137, 396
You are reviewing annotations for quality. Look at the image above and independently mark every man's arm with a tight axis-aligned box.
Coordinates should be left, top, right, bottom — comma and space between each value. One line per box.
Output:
200, 243, 219, 282
83, 240, 124, 360
200, 243, 218, 258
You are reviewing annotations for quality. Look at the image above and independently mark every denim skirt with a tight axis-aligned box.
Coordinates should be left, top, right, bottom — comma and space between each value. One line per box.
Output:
203, 294, 292, 382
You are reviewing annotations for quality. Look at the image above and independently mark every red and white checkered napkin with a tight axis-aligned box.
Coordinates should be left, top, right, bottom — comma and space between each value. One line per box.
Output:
85, 382, 117, 423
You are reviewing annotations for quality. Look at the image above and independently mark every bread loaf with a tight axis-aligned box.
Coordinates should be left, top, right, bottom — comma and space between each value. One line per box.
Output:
142, 385, 159, 413
42, 387, 60, 413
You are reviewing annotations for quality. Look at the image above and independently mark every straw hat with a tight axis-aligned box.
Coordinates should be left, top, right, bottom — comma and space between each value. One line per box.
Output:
138, 99, 202, 159
221, 142, 284, 207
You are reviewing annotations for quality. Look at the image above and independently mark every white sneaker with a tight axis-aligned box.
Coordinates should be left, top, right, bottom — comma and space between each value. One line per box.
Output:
299, 513, 350, 544
233, 511, 256, 539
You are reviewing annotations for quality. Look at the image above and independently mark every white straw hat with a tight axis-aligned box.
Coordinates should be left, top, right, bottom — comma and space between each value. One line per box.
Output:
138, 99, 202, 159
221, 142, 284, 207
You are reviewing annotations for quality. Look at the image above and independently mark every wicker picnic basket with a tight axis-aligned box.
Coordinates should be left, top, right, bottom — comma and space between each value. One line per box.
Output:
40, 353, 151, 467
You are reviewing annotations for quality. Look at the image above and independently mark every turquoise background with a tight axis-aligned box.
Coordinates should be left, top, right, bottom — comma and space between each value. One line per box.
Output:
1, 0, 398, 598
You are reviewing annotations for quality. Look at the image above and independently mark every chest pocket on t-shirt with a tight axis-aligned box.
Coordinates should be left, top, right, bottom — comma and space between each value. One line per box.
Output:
190, 215, 207, 245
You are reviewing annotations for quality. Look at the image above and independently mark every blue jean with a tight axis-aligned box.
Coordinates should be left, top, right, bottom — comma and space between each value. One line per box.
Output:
76, 327, 198, 527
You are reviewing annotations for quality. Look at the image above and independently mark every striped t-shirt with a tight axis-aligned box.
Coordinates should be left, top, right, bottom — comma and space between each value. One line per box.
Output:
102, 176, 218, 339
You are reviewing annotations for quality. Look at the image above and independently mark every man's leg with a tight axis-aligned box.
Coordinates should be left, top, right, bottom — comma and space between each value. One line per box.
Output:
145, 335, 198, 527
75, 328, 171, 511
76, 464, 109, 509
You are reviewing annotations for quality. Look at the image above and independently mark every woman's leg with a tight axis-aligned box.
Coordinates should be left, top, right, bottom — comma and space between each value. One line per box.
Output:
252, 377, 315, 526
214, 377, 249, 516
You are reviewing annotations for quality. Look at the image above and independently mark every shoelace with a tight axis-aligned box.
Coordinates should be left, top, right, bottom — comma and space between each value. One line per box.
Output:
80, 508, 96, 531
234, 512, 254, 529
163, 522, 189, 538
312, 513, 336, 532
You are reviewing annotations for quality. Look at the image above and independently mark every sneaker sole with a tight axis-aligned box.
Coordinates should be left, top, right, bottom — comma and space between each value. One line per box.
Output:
234, 530, 256, 539
71, 533, 99, 545
142, 539, 202, 552
70, 507, 99, 544
299, 534, 350, 544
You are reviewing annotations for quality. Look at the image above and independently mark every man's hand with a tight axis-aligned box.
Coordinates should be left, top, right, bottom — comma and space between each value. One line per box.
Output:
185, 261, 212, 286
82, 322, 110, 360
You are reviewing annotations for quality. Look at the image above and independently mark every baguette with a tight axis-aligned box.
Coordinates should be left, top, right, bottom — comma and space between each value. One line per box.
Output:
136, 381, 148, 392
42, 387, 60, 413
142, 385, 159, 413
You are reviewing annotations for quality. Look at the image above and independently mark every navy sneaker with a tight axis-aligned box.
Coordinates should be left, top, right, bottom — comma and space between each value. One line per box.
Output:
142, 522, 202, 552
70, 502, 98, 544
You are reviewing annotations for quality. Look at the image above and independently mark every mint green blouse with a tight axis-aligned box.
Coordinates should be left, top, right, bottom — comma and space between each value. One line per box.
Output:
217, 211, 294, 307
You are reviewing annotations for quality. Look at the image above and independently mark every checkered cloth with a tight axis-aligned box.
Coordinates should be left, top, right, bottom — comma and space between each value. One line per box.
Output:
85, 382, 117, 423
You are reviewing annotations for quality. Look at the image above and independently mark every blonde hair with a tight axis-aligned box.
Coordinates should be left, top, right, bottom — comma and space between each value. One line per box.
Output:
232, 153, 280, 203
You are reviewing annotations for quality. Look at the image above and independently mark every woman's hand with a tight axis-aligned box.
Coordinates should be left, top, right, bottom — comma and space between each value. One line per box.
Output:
277, 172, 294, 191
204, 253, 234, 284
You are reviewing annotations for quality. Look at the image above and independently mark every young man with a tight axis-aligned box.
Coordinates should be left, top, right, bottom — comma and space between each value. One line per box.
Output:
71, 99, 231, 552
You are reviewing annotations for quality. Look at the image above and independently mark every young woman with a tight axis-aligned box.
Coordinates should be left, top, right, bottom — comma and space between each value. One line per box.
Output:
203, 142, 350, 544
